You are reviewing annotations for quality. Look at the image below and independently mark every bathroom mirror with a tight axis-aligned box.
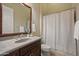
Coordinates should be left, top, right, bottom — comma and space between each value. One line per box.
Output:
0, 3, 32, 36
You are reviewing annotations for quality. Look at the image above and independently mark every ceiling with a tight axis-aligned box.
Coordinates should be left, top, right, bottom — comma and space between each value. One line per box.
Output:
40, 3, 76, 15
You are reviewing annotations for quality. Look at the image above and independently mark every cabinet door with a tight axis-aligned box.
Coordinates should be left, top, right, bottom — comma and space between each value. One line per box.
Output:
20, 46, 30, 56
30, 45, 41, 56
30, 40, 41, 56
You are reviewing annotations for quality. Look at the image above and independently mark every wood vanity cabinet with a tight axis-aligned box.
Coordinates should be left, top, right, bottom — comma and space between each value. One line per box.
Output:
5, 40, 41, 56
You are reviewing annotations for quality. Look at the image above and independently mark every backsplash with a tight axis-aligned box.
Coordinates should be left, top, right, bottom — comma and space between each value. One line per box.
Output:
0, 34, 27, 41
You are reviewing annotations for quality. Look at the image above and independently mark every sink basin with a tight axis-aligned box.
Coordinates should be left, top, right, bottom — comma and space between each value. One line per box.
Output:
15, 38, 29, 43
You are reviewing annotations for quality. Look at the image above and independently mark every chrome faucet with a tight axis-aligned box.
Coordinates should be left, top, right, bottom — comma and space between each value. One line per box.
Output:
14, 34, 25, 40
19, 34, 25, 39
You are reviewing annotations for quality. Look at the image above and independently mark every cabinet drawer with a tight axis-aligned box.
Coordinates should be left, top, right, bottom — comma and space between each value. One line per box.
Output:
30, 46, 41, 56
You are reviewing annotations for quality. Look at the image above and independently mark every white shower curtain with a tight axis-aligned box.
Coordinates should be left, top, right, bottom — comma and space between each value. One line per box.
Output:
43, 9, 76, 55
57, 9, 76, 55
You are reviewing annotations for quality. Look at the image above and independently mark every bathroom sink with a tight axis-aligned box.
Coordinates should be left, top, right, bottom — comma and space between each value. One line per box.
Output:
15, 38, 29, 43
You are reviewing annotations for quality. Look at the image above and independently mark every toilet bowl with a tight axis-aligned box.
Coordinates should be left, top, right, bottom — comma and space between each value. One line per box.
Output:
41, 44, 51, 56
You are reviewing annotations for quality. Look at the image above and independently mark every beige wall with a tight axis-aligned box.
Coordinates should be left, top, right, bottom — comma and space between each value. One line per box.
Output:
26, 3, 41, 36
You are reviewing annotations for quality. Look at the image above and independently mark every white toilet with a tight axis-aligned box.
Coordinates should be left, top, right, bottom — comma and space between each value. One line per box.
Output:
41, 44, 51, 56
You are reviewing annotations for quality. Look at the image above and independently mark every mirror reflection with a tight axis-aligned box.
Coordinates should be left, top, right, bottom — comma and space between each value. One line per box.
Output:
2, 3, 31, 34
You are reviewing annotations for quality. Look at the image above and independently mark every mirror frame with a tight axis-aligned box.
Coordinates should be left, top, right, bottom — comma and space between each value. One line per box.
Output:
0, 3, 32, 37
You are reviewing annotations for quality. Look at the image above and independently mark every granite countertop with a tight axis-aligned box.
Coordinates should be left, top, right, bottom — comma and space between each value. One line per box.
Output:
0, 36, 41, 56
